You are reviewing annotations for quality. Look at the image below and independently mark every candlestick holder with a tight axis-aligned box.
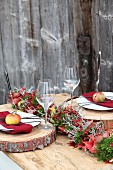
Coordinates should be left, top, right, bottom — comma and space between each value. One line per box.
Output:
4, 70, 12, 91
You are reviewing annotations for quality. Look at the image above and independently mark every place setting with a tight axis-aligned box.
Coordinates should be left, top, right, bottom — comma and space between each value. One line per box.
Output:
58, 64, 113, 112
0, 76, 59, 152
0, 76, 58, 134
0, 110, 41, 134
63, 90, 113, 111
76, 91, 113, 111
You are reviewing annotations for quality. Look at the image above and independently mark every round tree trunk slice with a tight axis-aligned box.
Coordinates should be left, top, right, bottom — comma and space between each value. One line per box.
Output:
65, 98, 113, 132
78, 107, 113, 120
0, 104, 56, 152
0, 120, 56, 152
79, 107, 113, 132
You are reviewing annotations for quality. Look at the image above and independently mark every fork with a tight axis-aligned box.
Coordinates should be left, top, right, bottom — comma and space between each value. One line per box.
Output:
78, 102, 92, 107
21, 117, 40, 119
0, 116, 41, 122
80, 95, 113, 99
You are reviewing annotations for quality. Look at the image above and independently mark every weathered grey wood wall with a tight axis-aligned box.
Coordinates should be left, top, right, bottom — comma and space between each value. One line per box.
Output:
98, 0, 113, 91
0, 0, 112, 104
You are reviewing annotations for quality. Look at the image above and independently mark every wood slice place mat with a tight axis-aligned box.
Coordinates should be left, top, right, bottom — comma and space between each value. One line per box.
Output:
64, 98, 113, 119
0, 120, 56, 153
0, 104, 56, 153
66, 98, 113, 132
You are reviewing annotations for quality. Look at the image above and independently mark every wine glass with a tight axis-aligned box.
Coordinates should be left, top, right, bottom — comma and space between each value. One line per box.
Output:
36, 79, 55, 129
63, 65, 80, 106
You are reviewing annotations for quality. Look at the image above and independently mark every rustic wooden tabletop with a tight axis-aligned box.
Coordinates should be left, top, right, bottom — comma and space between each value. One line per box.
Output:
5, 133, 113, 170
0, 95, 113, 170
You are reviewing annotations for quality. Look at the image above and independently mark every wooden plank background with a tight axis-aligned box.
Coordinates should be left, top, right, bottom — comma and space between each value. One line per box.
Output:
0, 0, 112, 104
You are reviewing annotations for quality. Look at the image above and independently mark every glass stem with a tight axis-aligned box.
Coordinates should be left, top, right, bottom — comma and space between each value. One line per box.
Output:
44, 104, 48, 129
71, 91, 73, 106
45, 111, 48, 129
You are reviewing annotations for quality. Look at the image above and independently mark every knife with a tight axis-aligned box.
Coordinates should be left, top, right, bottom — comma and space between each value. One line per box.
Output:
21, 117, 41, 119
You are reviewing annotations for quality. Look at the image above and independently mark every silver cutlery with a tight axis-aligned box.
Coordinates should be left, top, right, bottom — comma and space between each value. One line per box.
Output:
78, 102, 92, 107
21, 117, 40, 119
0, 116, 40, 122
21, 120, 41, 124
0, 129, 13, 132
78, 100, 113, 107
78, 100, 112, 106
0, 120, 41, 126
80, 95, 113, 99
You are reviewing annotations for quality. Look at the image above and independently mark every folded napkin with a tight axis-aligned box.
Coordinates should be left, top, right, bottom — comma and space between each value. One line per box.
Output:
82, 92, 113, 108
0, 111, 33, 134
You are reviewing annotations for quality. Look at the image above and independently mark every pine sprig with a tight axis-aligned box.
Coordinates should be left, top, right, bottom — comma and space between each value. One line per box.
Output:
96, 135, 113, 162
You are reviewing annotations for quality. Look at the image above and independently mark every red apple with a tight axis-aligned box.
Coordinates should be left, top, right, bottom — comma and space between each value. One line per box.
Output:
92, 92, 105, 103
5, 113, 21, 125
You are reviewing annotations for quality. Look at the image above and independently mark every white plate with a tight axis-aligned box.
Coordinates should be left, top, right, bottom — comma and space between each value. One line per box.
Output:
76, 92, 113, 110
17, 111, 41, 127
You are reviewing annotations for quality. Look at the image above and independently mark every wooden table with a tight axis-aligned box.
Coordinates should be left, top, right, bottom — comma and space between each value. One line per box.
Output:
0, 95, 113, 170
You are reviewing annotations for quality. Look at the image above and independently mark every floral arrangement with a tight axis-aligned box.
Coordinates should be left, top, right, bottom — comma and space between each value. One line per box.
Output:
49, 105, 113, 163
8, 87, 44, 116
8, 87, 113, 163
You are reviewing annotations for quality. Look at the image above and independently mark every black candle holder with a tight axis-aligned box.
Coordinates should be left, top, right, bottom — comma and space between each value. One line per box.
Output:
4, 70, 12, 91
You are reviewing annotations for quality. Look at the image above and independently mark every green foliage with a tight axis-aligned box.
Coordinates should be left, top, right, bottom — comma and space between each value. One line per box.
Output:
65, 125, 73, 131
96, 135, 113, 162
74, 131, 84, 144
32, 97, 38, 106
36, 108, 44, 117
22, 96, 29, 100
12, 104, 16, 109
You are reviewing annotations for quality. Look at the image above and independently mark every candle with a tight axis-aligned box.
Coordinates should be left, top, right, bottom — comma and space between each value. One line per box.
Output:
4, 70, 12, 91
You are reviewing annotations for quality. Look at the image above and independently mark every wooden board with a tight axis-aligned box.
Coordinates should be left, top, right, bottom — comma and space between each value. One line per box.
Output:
1, 100, 113, 170
79, 106, 113, 132
0, 104, 56, 153
1, 0, 111, 105
79, 107, 113, 120
6, 134, 113, 170
0, 125, 56, 153
66, 98, 113, 132
66, 98, 113, 120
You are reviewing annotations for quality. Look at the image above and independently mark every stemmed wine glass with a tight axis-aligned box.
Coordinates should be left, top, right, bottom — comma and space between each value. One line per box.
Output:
63, 65, 80, 106
36, 79, 55, 129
